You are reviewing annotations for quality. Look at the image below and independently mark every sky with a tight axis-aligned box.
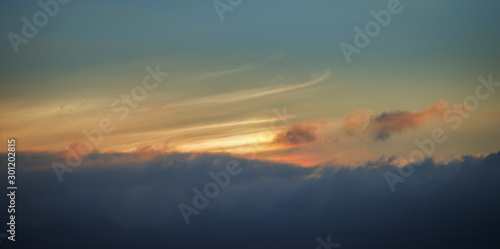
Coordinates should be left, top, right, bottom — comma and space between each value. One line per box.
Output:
0, 0, 500, 248
1, 0, 500, 166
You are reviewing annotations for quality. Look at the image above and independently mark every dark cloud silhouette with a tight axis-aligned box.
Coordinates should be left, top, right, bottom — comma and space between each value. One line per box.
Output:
273, 124, 317, 145
1, 151, 499, 249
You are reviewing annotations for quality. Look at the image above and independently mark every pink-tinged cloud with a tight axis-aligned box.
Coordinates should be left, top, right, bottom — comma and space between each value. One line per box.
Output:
273, 124, 317, 145
370, 101, 449, 140
342, 101, 452, 140
341, 109, 373, 135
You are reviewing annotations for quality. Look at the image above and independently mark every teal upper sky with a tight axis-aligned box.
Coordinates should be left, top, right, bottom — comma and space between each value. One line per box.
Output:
1, 0, 499, 85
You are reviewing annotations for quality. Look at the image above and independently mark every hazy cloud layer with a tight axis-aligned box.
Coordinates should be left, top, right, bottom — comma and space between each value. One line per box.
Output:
1, 151, 499, 248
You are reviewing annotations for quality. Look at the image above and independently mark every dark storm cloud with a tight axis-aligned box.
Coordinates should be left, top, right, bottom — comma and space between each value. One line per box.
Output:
1, 151, 499, 249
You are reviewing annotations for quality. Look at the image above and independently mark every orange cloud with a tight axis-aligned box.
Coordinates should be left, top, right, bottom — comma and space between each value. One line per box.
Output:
341, 109, 373, 135
369, 101, 449, 140
273, 123, 318, 146
327, 146, 371, 166
264, 152, 325, 167
341, 101, 455, 141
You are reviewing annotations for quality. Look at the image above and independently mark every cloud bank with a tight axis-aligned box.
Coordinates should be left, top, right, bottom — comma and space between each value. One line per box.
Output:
1, 151, 499, 248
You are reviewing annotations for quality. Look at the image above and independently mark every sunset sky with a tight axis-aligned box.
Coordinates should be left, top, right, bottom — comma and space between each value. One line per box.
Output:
2, 1, 500, 248
1, 0, 500, 167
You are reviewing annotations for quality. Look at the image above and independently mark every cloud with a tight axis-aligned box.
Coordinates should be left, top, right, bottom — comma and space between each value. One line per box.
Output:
341, 101, 454, 141
191, 52, 286, 82
3, 150, 500, 248
273, 123, 318, 145
167, 70, 331, 108
341, 109, 373, 135
369, 101, 449, 140
195, 65, 250, 81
